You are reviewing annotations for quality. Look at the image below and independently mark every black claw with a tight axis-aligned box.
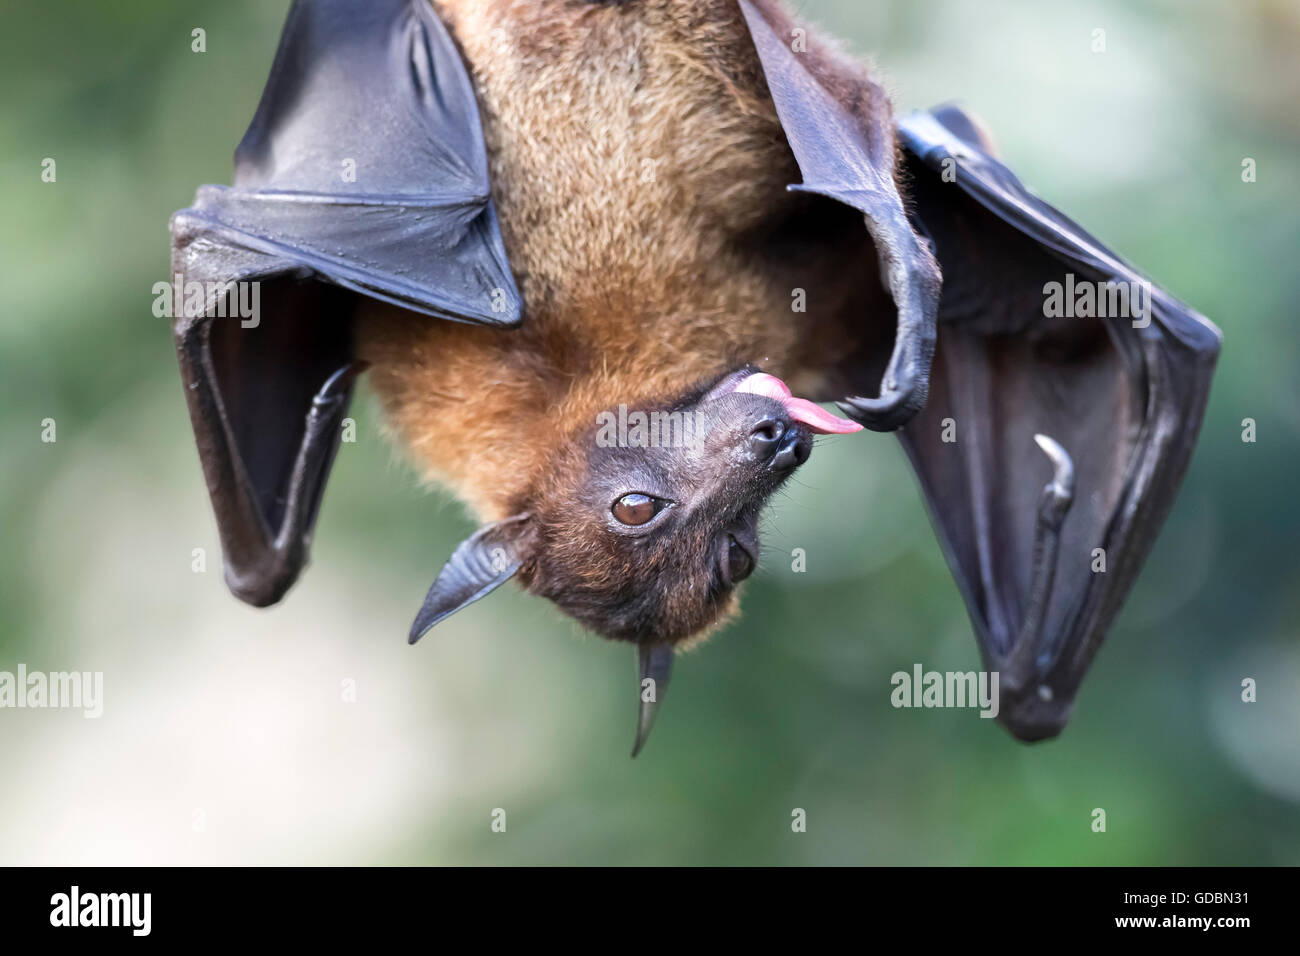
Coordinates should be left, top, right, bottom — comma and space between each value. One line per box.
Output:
1032, 433, 1075, 526
836, 389, 924, 432
316, 360, 370, 405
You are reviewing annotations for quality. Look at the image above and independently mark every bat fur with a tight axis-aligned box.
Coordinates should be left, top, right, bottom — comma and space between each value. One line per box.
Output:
359, 0, 894, 640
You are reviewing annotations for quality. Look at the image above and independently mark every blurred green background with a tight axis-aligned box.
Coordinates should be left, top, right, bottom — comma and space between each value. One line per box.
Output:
1, 0, 1297, 865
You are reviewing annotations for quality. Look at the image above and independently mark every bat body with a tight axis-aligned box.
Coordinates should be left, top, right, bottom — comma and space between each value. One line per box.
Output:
360, 0, 889, 523
169, 0, 1220, 753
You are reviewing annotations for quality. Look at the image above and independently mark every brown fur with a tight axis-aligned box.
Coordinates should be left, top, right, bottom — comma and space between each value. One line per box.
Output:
358, 0, 896, 524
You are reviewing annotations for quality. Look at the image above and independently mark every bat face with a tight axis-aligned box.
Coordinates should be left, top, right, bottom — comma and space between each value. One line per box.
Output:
518, 367, 859, 644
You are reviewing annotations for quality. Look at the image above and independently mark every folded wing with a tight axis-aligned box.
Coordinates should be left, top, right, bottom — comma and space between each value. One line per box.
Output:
738, 0, 1220, 740
895, 106, 1221, 738
169, 0, 521, 606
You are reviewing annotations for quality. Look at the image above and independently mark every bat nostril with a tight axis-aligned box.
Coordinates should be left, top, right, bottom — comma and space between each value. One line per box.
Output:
747, 416, 786, 459
769, 427, 810, 471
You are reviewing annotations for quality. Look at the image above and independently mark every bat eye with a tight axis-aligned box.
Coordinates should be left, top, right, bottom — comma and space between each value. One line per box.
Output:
612, 493, 668, 526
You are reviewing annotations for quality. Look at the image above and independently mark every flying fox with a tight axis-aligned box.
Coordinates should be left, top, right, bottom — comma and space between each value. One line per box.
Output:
168, 0, 1221, 753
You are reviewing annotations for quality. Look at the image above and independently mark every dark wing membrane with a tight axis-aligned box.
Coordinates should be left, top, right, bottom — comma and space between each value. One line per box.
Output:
896, 106, 1221, 739
169, 0, 521, 606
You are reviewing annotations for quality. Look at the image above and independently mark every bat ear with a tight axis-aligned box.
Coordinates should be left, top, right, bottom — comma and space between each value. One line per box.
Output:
408, 514, 534, 644
631, 644, 674, 758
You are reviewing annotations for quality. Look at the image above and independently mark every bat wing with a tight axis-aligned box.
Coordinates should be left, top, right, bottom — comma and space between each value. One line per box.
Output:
739, 0, 943, 431
169, 0, 520, 606
893, 106, 1221, 738
739, 2, 1221, 739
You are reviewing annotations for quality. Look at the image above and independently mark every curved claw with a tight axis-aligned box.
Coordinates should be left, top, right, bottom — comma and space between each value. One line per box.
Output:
1032, 433, 1075, 520
315, 360, 370, 407
832, 210, 940, 432
836, 388, 926, 432
631, 644, 674, 758
834, 310, 936, 432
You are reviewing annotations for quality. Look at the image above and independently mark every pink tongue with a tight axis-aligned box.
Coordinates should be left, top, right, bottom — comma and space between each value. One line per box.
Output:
734, 373, 863, 435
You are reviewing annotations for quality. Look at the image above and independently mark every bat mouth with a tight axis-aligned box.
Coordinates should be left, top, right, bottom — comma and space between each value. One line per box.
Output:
705, 369, 863, 436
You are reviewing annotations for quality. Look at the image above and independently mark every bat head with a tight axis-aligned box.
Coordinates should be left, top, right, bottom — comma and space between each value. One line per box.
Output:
408, 368, 860, 647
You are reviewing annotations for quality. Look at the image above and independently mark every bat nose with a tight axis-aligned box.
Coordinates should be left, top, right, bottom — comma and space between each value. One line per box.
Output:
747, 415, 786, 460
770, 427, 810, 471
747, 416, 810, 470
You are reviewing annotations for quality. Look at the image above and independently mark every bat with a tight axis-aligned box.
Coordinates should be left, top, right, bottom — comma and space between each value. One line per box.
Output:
168, 0, 1220, 754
